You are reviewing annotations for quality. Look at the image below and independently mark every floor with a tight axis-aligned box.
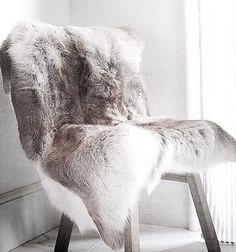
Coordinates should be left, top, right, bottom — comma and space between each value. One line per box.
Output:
12, 224, 236, 252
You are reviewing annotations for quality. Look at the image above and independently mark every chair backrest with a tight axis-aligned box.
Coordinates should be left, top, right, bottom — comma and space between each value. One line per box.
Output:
0, 21, 148, 160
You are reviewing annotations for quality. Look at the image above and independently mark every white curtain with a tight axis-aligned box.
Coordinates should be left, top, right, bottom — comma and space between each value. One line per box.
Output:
198, 0, 236, 243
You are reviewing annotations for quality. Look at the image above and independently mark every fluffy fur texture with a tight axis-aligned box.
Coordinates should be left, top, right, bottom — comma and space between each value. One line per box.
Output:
41, 123, 159, 249
1, 21, 236, 250
0, 20, 148, 161
40, 120, 236, 249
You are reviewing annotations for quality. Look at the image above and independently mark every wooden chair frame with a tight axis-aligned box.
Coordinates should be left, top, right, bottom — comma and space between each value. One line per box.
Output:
54, 173, 221, 252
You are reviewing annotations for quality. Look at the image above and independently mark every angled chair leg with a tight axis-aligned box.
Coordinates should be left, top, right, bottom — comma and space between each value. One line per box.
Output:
186, 173, 221, 252
54, 214, 73, 252
124, 205, 140, 252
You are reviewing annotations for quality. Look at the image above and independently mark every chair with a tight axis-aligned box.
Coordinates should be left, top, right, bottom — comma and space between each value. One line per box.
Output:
54, 172, 221, 252
0, 21, 221, 252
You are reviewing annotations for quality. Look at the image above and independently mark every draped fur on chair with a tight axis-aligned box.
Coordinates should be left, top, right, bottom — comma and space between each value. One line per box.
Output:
1, 21, 236, 250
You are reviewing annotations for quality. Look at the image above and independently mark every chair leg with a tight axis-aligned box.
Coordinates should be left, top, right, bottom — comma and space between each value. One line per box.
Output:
124, 205, 140, 252
54, 214, 73, 252
186, 173, 221, 252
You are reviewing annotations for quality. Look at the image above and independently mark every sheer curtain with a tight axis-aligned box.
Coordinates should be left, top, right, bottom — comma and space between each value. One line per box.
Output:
188, 0, 236, 243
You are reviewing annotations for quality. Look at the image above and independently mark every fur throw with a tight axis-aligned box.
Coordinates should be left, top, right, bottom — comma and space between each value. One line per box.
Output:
1, 21, 236, 250
0, 20, 148, 160
40, 119, 236, 249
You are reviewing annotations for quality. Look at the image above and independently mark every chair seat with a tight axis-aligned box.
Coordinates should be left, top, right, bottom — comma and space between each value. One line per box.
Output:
161, 172, 187, 182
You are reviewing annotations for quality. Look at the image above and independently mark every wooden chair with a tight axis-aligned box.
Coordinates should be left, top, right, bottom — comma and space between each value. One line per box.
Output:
54, 172, 221, 252
0, 21, 221, 252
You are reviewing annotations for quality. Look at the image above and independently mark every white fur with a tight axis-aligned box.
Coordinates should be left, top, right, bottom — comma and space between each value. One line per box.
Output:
5, 21, 236, 250
37, 166, 97, 233
37, 124, 161, 236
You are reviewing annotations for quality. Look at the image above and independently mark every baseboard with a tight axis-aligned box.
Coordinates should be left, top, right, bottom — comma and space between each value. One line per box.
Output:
0, 182, 42, 206
0, 183, 60, 252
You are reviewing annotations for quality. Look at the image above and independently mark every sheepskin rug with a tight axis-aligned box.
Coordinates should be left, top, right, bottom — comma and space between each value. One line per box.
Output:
1, 21, 236, 250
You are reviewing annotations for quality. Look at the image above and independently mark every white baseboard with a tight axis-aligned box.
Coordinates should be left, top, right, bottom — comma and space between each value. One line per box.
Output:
0, 183, 60, 252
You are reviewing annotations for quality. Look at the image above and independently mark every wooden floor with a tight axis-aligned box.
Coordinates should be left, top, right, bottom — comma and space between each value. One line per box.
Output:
12, 224, 236, 252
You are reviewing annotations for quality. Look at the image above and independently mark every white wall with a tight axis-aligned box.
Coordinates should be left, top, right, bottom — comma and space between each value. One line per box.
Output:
0, 0, 70, 43
0, 1, 70, 250
69, 0, 189, 228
